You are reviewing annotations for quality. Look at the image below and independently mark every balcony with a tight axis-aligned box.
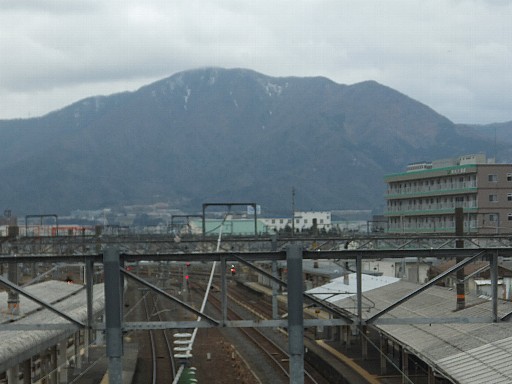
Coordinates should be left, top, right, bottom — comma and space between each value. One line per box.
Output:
386, 181, 477, 198
384, 201, 478, 216
387, 220, 480, 233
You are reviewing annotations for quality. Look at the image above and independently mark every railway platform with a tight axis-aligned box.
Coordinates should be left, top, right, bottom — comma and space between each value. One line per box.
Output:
75, 341, 137, 384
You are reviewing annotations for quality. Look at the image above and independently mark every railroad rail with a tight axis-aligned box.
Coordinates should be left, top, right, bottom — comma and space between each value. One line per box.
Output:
134, 290, 176, 384
204, 283, 326, 384
224, 281, 378, 384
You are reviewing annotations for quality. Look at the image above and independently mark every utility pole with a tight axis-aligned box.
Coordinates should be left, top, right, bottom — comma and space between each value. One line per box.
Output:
287, 245, 304, 384
455, 208, 465, 310
291, 187, 295, 237
104, 247, 123, 384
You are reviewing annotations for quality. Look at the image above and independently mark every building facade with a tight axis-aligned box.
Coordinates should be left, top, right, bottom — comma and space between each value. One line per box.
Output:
384, 154, 512, 234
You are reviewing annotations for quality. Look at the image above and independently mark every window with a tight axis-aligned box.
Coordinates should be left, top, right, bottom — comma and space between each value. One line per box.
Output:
508, 193, 512, 202
489, 174, 498, 182
271, 219, 275, 224
508, 214, 512, 221
279, 219, 283, 224
508, 173, 512, 182
489, 194, 498, 202
489, 214, 498, 222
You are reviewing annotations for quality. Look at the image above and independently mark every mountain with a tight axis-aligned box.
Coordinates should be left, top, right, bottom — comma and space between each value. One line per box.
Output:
456, 121, 512, 149
0, 67, 510, 217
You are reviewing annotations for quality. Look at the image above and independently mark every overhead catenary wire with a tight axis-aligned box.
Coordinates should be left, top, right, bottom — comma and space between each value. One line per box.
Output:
172, 211, 228, 384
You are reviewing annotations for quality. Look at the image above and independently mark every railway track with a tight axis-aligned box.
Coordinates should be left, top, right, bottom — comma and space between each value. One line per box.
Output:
204, 285, 326, 384
125, 264, 375, 383
130, 290, 177, 384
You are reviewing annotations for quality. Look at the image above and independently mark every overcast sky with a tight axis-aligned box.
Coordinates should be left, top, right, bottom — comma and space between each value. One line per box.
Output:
1, 0, 511, 124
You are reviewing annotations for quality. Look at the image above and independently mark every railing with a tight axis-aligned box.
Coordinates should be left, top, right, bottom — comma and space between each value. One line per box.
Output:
385, 201, 478, 215
387, 181, 477, 196
387, 220, 480, 233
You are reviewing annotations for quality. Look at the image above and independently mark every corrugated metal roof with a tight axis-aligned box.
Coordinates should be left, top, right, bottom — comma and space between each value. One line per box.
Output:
302, 260, 344, 279
306, 273, 399, 303
0, 280, 105, 372
311, 277, 512, 383
437, 336, 512, 383
0, 280, 83, 323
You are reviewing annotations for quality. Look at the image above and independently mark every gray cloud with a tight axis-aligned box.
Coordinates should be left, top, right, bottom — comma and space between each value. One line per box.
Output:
0, 0, 511, 123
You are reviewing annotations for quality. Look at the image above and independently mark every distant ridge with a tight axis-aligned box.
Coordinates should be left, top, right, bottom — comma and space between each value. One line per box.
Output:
0, 67, 510, 216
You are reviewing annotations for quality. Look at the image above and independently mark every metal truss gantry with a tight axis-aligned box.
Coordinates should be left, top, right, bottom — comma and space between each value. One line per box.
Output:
3, 231, 512, 257
2, 239, 512, 383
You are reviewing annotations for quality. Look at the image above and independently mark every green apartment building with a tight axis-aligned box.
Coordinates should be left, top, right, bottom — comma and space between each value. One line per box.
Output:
384, 154, 512, 234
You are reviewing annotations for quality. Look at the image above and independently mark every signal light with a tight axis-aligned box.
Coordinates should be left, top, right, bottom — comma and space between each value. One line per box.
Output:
230, 267, 236, 276
185, 275, 190, 280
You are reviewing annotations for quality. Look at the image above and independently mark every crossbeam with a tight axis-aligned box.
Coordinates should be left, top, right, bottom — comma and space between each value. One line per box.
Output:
122, 268, 219, 325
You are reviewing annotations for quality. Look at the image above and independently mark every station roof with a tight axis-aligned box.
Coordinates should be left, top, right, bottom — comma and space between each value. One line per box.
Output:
306, 273, 399, 302
302, 260, 345, 279
0, 280, 83, 323
0, 280, 105, 373
312, 277, 512, 383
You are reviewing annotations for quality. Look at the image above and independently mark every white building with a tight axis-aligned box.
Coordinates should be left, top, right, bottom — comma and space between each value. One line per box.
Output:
261, 211, 332, 233
362, 258, 436, 284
